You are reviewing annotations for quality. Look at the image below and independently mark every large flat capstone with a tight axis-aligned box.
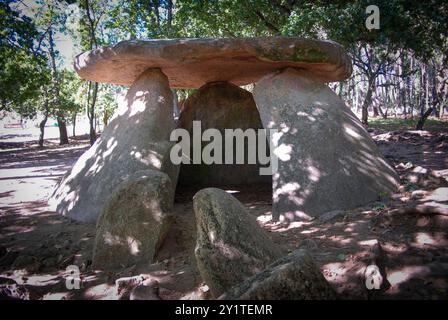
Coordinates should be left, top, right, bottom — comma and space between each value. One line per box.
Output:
74, 37, 352, 88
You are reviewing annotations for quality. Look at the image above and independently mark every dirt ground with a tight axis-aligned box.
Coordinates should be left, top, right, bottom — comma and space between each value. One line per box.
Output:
0, 123, 447, 300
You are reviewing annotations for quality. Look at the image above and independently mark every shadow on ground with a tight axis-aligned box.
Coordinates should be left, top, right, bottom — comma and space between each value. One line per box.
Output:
0, 128, 447, 299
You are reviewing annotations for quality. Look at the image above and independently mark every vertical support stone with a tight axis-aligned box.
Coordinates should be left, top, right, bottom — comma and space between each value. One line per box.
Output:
253, 68, 398, 221
50, 68, 179, 222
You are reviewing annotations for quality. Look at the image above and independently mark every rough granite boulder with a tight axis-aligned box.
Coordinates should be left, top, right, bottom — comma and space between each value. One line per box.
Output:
92, 170, 174, 270
219, 249, 337, 300
253, 68, 399, 221
193, 187, 284, 297
50, 68, 179, 222
177, 81, 270, 186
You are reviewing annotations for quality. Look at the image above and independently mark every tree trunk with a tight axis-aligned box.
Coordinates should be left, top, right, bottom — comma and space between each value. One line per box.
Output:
167, 0, 173, 31
103, 110, 109, 127
361, 78, 375, 125
47, 26, 68, 145
87, 81, 98, 145
89, 115, 96, 144
377, 104, 387, 118
83, 0, 99, 145
72, 113, 77, 137
39, 95, 50, 147
416, 107, 433, 130
57, 114, 69, 145
39, 114, 48, 147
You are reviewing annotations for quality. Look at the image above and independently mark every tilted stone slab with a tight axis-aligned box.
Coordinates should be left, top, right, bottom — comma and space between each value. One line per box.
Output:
93, 170, 174, 270
74, 37, 352, 88
253, 68, 399, 221
49, 69, 179, 222
193, 188, 284, 298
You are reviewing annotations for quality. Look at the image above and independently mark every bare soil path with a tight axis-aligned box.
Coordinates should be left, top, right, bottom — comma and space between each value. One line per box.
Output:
1, 125, 447, 300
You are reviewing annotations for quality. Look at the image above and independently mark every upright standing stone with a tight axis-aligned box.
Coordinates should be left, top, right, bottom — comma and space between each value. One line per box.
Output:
193, 188, 284, 297
93, 170, 174, 270
177, 81, 270, 186
50, 68, 179, 222
253, 68, 399, 221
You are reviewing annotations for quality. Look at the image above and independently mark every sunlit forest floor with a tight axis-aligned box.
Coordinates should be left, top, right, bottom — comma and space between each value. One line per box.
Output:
0, 117, 447, 300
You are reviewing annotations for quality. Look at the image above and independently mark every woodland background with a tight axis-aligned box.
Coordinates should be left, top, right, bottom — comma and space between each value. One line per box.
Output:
1, 0, 447, 146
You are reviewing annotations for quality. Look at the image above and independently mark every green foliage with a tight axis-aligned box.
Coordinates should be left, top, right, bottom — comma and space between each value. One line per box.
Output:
0, 0, 49, 114
3, 0, 447, 129
97, 84, 119, 123
405, 183, 420, 192
174, 0, 448, 59
372, 201, 387, 211
58, 69, 82, 116
106, 0, 176, 40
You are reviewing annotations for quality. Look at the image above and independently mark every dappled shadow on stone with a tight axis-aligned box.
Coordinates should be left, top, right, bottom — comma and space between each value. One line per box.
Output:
50, 68, 177, 222
254, 68, 399, 222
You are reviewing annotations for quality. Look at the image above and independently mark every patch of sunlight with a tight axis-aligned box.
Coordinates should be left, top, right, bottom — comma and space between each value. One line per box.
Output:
322, 262, 347, 283
256, 214, 273, 225
103, 232, 123, 246
274, 144, 293, 161
91, 139, 117, 173
13, 274, 60, 286
296, 111, 316, 122
387, 266, 431, 293
62, 190, 80, 213
129, 91, 147, 117
3, 225, 36, 235
43, 292, 70, 300
127, 237, 141, 256
82, 273, 101, 283
116, 99, 129, 117
328, 235, 352, 245
412, 232, 448, 248
273, 182, 301, 200
84, 283, 117, 300
271, 131, 283, 146
307, 165, 321, 182
292, 210, 312, 221
145, 199, 163, 222
277, 220, 310, 231
423, 187, 448, 202
267, 120, 276, 129
141, 150, 162, 167
344, 125, 362, 140
415, 232, 436, 245
300, 227, 321, 235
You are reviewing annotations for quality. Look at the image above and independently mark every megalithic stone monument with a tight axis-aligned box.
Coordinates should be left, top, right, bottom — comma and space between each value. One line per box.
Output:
51, 37, 398, 223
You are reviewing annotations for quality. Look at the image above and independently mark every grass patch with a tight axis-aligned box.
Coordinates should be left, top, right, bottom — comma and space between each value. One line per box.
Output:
368, 117, 448, 131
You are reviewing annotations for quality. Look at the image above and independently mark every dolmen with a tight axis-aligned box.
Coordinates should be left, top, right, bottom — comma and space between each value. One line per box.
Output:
51, 37, 398, 227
